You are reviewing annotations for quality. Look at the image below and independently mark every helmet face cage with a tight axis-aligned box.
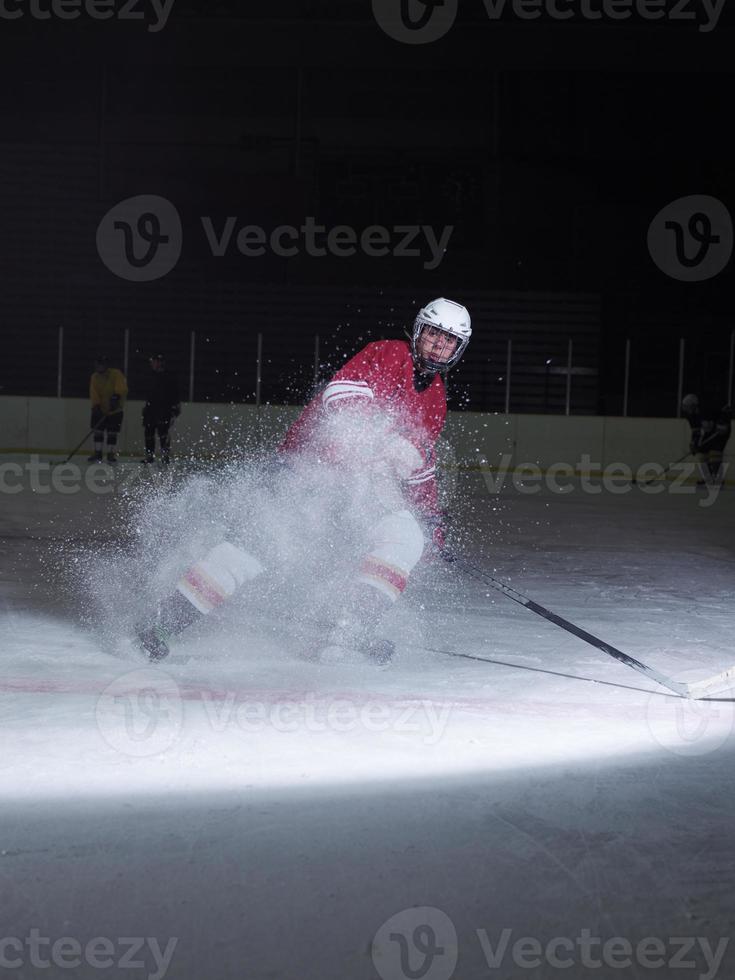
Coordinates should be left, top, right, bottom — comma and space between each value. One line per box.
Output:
412, 317, 469, 373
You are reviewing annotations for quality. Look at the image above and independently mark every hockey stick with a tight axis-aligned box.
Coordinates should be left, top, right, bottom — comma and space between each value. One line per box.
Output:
53, 411, 117, 466
52, 425, 100, 466
635, 427, 729, 486
450, 556, 735, 699
632, 452, 690, 486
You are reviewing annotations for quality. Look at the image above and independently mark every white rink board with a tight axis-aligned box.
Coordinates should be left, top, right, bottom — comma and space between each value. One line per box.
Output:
2, 395, 730, 476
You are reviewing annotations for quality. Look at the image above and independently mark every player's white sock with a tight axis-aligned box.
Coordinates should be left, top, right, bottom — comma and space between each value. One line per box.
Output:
177, 542, 265, 615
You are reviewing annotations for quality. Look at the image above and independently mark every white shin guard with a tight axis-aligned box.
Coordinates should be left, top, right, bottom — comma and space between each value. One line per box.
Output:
357, 508, 426, 602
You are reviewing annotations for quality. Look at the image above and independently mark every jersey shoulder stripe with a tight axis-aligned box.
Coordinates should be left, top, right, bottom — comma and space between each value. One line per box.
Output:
322, 380, 374, 408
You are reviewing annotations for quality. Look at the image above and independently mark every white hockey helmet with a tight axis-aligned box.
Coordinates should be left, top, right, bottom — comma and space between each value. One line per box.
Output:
682, 393, 699, 414
412, 297, 472, 373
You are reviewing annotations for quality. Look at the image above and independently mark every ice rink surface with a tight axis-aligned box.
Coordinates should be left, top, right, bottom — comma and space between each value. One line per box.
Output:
2, 459, 735, 980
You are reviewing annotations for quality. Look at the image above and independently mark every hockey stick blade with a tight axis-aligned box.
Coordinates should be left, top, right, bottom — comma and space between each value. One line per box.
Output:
683, 663, 735, 700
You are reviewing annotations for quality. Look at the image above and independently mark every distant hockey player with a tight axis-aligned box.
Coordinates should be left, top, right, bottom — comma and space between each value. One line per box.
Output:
141, 353, 181, 465
136, 297, 472, 664
88, 355, 128, 464
681, 393, 732, 485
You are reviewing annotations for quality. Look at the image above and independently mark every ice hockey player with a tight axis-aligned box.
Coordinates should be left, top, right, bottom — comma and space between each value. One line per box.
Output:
136, 298, 472, 664
681, 393, 732, 485
141, 353, 181, 465
88, 355, 128, 464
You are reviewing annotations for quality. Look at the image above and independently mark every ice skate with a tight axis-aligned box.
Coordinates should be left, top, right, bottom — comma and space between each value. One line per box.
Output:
317, 630, 395, 667
136, 622, 172, 663
317, 588, 395, 666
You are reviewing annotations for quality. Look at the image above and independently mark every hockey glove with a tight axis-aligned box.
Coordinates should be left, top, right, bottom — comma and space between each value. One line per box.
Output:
109, 394, 121, 414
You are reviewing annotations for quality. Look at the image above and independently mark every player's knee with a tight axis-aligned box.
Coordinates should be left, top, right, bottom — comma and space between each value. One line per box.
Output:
177, 542, 264, 614
397, 511, 427, 569
367, 509, 426, 574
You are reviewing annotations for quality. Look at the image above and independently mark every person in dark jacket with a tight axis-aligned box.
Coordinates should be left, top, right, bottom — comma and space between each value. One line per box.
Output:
142, 353, 181, 464
681, 393, 732, 485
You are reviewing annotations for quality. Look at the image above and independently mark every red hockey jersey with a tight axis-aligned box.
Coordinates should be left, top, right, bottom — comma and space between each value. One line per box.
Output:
279, 340, 446, 516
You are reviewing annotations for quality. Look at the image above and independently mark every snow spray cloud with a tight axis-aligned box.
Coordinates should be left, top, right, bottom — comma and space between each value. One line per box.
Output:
372, 908, 730, 980
78, 453, 361, 656
79, 408, 448, 669
96, 195, 453, 282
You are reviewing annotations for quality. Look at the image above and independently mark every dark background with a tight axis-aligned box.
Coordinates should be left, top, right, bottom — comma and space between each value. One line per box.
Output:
0, 0, 733, 414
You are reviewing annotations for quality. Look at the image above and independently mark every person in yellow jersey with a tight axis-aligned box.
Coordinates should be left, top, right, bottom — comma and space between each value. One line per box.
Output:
89, 355, 128, 463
